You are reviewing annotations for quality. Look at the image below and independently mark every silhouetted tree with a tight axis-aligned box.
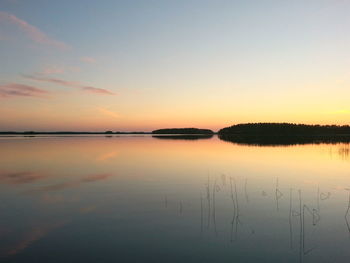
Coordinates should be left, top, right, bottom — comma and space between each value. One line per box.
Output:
218, 123, 350, 135
152, 128, 214, 134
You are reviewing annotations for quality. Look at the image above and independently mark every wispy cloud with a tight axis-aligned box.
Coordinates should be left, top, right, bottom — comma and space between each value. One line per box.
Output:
97, 107, 120, 118
0, 83, 48, 98
40, 65, 65, 75
83, 87, 114, 95
80, 56, 96, 64
0, 11, 69, 50
22, 74, 114, 95
23, 74, 80, 86
37, 65, 81, 75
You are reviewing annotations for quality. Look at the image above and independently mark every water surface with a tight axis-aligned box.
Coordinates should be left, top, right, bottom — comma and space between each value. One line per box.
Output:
0, 135, 350, 262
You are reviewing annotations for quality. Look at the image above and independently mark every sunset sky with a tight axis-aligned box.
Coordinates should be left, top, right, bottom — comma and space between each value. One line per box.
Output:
1, 0, 349, 131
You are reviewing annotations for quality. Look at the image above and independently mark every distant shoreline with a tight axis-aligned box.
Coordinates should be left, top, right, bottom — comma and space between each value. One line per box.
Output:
0, 131, 152, 135
2, 123, 350, 137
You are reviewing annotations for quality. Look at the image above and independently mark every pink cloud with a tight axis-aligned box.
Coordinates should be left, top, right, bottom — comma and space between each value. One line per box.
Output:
35, 65, 81, 75
0, 83, 48, 98
97, 107, 120, 118
0, 11, 69, 50
40, 65, 65, 75
23, 74, 80, 87
80, 56, 96, 63
23, 74, 115, 95
82, 86, 114, 95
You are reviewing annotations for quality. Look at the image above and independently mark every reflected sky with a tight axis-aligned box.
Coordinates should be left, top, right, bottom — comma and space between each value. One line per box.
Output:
0, 136, 350, 262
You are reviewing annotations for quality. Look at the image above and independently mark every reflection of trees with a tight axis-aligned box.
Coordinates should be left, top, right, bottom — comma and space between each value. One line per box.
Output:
338, 144, 350, 160
219, 123, 350, 136
152, 134, 213, 140
219, 134, 350, 146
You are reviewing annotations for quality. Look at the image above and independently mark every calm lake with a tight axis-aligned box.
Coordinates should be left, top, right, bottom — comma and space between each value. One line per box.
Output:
0, 135, 350, 262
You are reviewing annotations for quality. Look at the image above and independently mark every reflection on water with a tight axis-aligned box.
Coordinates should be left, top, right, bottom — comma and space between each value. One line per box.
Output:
152, 134, 214, 140
219, 134, 350, 146
0, 135, 350, 262
338, 145, 350, 161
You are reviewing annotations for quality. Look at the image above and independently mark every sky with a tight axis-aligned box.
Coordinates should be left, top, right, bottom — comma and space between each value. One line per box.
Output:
0, 0, 349, 131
